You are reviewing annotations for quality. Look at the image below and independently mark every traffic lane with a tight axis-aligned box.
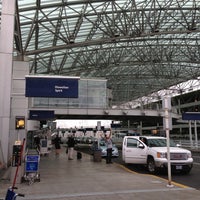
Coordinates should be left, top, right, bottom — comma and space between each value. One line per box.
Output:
158, 164, 200, 190
111, 150, 200, 190
115, 155, 200, 190
122, 162, 200, 188
77, 146, 200, 190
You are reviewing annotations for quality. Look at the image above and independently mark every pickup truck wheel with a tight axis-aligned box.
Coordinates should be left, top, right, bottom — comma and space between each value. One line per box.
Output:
147, 157, 156, 174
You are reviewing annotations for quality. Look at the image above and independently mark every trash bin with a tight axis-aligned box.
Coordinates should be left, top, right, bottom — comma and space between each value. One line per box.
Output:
93, 150, 102, 162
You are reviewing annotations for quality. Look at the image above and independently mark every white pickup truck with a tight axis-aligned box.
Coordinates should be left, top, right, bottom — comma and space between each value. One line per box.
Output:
122, 136, 193, 174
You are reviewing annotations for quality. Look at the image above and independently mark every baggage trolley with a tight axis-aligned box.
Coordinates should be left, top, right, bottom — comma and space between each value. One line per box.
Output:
5, 187, 24, 200
22, 149, 40, 185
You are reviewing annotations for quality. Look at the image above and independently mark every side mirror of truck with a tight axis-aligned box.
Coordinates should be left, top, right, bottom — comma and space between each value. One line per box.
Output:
176, 143, 181, 147
138, 143, 145, 149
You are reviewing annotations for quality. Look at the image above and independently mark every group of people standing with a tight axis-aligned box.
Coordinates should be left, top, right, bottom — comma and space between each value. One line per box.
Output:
67, 135, 76, 160
53, 134, 75, 160
53, 129, 113, 164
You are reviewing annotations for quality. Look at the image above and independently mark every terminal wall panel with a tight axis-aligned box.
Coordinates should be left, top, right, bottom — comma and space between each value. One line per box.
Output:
12, 79, 25, 94
9, 61, 29, 156
27, 120, 40, 131
12, 61, 29, 78
11, 97, 28, 110
0, 54, 12, 117
0, 13, 14, 54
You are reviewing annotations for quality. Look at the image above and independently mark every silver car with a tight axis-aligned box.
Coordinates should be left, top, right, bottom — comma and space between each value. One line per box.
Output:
99, 140, 119, 157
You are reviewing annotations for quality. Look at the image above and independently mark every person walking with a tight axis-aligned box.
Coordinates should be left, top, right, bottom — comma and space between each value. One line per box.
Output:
104, 129, 113, 164
34, 135, 41, 151
67, 134, 76, 160
54, 134, 61, 156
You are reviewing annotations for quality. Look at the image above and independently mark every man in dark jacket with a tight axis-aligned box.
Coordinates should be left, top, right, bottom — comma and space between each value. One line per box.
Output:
67, 135, 75, 160
54, 134, 61, 155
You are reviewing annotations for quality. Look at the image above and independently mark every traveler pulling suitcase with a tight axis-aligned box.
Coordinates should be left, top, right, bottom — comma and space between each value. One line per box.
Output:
77, 152, 82, 160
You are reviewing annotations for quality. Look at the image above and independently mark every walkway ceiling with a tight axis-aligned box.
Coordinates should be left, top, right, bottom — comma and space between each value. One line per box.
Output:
6, 0, 200, 106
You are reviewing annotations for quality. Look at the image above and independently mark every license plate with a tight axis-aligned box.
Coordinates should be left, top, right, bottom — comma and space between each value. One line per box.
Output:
176, 165, 182, 170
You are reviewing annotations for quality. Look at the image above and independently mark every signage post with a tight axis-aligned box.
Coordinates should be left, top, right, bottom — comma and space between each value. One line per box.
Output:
162, 95, 173, 187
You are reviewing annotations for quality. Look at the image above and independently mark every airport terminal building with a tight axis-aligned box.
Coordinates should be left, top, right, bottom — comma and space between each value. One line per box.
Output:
1, 0, 200, 169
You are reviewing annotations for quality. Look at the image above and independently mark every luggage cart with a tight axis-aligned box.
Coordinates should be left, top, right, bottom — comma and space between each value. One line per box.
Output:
5, 187, 24, 200
22, 149, 40, 185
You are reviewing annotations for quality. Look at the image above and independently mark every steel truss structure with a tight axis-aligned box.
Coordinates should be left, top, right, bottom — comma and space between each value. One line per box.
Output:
1, 0, 200, 107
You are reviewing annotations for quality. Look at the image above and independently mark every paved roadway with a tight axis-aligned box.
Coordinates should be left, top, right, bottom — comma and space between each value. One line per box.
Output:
77, 145, 200, 190
122, 161, 200, 190
164, 164, 200, 190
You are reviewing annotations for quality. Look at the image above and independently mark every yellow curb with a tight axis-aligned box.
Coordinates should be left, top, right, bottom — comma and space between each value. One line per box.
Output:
115, 163, 190, 188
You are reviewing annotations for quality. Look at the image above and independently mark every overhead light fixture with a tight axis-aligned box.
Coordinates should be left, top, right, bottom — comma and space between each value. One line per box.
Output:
69, 38, 75, 44
69, 35, 75, 44
123, 111, 128, 115
152, 28, 159, 33
104, 110, 109, 115
191, 26, 197, 31
187, 23, 197, 31
114, 32, 120, 37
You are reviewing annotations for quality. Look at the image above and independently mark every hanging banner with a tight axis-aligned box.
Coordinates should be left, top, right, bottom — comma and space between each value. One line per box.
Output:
25, 76, 79, 98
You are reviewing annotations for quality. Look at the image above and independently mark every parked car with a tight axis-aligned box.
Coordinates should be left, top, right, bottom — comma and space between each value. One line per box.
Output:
91, 139, 119, 157
74, 137, 81, 144
81, 136, 93, 144
122, 136, 193, 174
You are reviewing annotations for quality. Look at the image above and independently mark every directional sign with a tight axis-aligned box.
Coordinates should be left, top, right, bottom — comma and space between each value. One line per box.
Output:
182, 112, 200, 120
25, 76, 79, 98
29, 110, 54, 120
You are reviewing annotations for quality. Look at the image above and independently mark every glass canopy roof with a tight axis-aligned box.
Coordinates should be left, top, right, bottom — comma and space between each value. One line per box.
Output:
1, 0, 200, 107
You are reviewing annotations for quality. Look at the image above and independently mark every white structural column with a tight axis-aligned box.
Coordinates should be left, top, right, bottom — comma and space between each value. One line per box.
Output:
189, 120, 193, 148
162, 95, 173, 187
194, 120, 198, 148
0, 0, 15, 165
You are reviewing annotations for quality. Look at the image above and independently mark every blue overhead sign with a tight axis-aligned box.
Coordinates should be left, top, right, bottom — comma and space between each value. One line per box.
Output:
182, 112, 200, 120
29, 110, 55, 120
25, 76, 79, 98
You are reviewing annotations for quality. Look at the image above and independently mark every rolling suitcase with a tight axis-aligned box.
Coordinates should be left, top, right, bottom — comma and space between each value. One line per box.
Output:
77, 152, 82, 160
